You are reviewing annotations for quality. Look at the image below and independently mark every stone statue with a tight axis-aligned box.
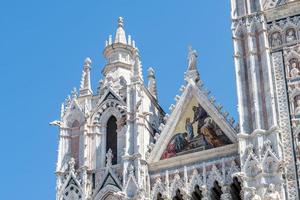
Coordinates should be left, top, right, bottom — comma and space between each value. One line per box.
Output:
245, 187, 261, 200
290, 62, 300, 78
69, 157, 76, 172
271, 32, 282, 47
295, 97, 300, 115
286, 29, 296, 43
188, 46, 198, 71
264, 184, 281, 200
106, 148, 113, 167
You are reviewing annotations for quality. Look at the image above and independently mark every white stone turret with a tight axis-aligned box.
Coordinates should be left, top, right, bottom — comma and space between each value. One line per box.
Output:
79, 57, 93, 97
102, 17, 142, 93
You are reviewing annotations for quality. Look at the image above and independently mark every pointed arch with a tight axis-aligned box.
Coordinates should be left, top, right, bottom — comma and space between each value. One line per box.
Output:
210, 181, 222, 200
106, 116, 118, 165
71, 120, 80, 168
191, 185, 203, 200
230, 177, 242, 200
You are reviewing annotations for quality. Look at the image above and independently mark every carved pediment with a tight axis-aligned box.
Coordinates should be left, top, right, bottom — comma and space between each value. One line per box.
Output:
160, 96, 232, 160
148, 82, 237, 162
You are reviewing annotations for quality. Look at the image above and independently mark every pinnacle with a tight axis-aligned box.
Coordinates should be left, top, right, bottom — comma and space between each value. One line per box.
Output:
118, 16, 124, 27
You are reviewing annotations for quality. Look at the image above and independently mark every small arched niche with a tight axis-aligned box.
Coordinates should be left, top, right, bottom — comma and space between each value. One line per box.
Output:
71, 120, 80, 168
172, 189, 184, 200
106, 116, 118, 165
192, 184, 203, 200
230, 177, 242, 200
210, 181, 222, 200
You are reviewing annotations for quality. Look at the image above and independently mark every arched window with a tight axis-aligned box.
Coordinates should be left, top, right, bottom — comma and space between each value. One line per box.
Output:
106, 116, 118, 165
192, 185, 203, 200
172, 189, 184, 200
211, 181, 222, 200
71, 120, 80, 168
230, 177, 242, 200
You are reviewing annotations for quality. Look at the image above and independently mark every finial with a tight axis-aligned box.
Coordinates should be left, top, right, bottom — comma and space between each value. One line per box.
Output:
84, 57, 92, 66
118, 17, 124, 27
147, 67, 155, 77
71, 87, 78, 99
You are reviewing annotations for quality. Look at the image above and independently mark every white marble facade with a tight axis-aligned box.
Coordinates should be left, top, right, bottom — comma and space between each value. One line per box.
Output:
52, 1, 300, 200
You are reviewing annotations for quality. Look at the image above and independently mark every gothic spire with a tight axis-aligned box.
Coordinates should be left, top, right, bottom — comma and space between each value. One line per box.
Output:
114, 17, 127, 44
147, 67, 158, 99
79, 57, 93, 96
185, 46, 200, 82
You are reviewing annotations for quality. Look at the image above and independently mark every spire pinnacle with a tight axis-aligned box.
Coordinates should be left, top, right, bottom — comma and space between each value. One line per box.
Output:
118, 17, 124, 27
114, 16, 127, 44
147, 67, 158, 99
79, 57, 93, 96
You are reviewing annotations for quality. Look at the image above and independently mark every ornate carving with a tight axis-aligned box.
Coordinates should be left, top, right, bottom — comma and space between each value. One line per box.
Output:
220, 186, 232, 200
243, 145, 262, 177
169, 171, 185, 198
262, 140, 280, 174
271, 32, 282, 47
151, 176, 166, 200
68, 157, 76, 173
286, 28, 296, 43
245, 187, 261, 200
263, 184, 281, 200
188, 168, 202, 193
207, 165, 223, 187
272, 51, 298, 199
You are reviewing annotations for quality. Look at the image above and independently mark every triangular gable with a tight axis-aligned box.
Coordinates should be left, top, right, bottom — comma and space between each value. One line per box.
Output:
63, 99, 85, 128
97, 88, 125, 106
149, 81, 237, 162
59, 170, 84, 199
94, 167, 122, 196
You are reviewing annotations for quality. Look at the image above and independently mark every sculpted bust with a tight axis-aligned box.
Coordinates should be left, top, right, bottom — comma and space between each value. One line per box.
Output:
264, 184, 281, 200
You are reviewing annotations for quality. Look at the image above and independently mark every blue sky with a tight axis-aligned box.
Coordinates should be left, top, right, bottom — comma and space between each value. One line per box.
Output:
0, 1, 236, 199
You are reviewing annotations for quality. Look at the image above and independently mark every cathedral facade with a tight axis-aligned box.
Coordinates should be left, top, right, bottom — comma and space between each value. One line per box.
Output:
52, 1, 300, 199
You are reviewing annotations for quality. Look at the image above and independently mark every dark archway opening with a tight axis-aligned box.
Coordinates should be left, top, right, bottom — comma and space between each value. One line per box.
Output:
230, 177, 242, 200
172, 189, 184, 200
71, 120, 80, 168
192, 185, 203, 200
157, 192, 164, 200
211, 181, 222, 200
106, 116, 118, 165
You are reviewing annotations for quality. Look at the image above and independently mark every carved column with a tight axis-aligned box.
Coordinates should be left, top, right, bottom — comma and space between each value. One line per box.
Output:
100, 125, 107, 168
246, 18, 263, 130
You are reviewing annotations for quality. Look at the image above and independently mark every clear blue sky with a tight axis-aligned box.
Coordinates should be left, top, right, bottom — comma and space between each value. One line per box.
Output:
0, 1, 236, 199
